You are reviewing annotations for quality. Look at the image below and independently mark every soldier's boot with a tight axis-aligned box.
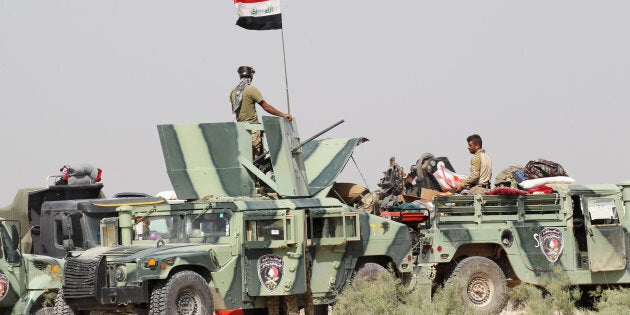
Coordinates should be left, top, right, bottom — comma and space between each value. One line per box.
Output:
282, 295, 299, 315
267, 296, 280, 315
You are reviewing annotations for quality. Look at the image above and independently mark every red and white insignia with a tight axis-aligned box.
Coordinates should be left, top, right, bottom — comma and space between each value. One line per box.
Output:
535, 227, 564, 263
258, 254, 284, 292
0, 274, 9, 301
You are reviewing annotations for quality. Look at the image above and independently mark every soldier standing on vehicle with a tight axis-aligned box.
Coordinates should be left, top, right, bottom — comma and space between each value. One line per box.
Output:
456, 134, 492, 195
229, 65, 293, 158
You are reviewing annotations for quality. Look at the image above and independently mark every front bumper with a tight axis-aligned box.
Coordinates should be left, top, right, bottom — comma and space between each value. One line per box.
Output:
63, 256, 150, 307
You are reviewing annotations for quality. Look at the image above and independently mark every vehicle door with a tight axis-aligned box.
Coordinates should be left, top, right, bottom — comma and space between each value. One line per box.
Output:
583, 196, 626, 271
40, 211, 86, 257
242, 210, 306, 297
0, 220, 26, 308
307, 207, 360, 295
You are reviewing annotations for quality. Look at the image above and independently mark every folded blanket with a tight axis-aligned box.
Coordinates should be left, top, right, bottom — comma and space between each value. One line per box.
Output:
519, 176, 575, 190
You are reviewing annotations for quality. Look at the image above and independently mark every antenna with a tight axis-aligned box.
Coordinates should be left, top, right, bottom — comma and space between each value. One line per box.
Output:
281, 28, 291, 114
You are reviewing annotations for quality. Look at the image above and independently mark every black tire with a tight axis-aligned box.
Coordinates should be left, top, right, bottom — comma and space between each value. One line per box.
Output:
149, 271, 213, 315
52, 290, 74, 315
355, 262, 386, 281
447, 256, 507, 314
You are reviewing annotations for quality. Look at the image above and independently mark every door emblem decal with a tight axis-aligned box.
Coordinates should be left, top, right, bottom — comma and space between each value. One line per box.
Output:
0, 274, 9, 301
534, 227, 564, 263
258, 254, 284, 292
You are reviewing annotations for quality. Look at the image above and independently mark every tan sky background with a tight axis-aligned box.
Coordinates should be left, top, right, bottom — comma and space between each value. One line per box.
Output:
1, 1, 629, 202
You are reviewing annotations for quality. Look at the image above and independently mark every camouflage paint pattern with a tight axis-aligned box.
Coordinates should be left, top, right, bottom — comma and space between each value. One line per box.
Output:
61, 118, 416, 313
62, 195, 415, 311
158, 118, 365, 200
10, 255, 64, 314
302, 137, 368, 198
418, 182, 630, 286
0, 188, 42, 253
0, 220, 64, 314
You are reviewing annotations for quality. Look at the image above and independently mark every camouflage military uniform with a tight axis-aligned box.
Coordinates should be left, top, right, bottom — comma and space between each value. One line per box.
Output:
462, 149, 492, 194
494, 165, 523, 188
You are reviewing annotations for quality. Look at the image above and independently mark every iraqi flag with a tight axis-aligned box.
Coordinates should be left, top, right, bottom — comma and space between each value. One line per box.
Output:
234, 0, 282, 30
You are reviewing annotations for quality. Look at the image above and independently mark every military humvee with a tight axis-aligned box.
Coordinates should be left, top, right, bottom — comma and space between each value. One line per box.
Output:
57, 118, 416, 314
0, 218, 64, 314
0, 184, 164, 259
414, 182, 630, 313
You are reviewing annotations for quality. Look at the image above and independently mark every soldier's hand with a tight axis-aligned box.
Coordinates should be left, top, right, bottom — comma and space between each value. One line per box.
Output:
284, 114, 293, 121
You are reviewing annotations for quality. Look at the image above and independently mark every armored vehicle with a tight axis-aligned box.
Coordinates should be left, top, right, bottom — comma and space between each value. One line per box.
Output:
57, 117, 417, 314
0, 184, 164, 259
0, 218, 64, 315
414, 182, 630, 313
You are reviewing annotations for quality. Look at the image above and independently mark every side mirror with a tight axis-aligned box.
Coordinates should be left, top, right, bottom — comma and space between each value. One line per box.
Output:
61, 214, 75, 238
63, 239, 75, 250
10, 225, 19, 251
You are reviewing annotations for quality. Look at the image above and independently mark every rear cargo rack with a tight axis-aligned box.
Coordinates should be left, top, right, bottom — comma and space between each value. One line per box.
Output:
433, 193, 563, 225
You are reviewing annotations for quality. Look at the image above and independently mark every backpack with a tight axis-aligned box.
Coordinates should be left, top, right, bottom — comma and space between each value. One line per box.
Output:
523, 159, 568, 179
494, 165, 524, 188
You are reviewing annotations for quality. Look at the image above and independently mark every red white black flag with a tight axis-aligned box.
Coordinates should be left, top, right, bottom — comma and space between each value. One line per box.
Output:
234, 0, 282, 30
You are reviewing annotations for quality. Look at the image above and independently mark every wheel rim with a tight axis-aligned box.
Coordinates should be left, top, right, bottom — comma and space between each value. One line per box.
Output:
467, 275, 493, 307
176, 289, 201, 315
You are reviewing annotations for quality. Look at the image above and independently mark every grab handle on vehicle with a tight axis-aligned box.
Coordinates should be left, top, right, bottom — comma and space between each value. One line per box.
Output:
287, 252, 302, 258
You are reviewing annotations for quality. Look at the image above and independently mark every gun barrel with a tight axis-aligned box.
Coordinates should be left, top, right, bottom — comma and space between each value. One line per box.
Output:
292, 119, 345, 153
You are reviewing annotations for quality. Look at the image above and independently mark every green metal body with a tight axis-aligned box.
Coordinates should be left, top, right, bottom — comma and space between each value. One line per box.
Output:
416, 182, 630, 286
0, 219, 63, 314
61, 118, 415, 313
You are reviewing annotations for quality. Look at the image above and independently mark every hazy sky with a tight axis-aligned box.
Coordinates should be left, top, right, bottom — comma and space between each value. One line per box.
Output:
1, 1, 629, 203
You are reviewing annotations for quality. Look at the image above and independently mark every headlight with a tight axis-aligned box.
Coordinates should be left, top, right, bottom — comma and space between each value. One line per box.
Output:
115, 265, 127, 282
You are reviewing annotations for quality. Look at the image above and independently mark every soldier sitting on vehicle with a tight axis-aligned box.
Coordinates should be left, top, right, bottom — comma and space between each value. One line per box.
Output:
456, 134, 492, 195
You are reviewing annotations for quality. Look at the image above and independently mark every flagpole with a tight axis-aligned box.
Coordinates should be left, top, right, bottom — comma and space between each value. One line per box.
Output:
280, 27, 291, 114
235, 0, 289, 113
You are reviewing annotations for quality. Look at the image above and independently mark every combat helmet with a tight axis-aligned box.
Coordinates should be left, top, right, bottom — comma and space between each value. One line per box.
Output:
237, 65, 255, 78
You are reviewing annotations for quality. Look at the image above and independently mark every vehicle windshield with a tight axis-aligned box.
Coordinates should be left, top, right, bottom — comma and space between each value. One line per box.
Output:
134, 215, 181, 240
186, 213, 230, 239
133, 213, 230, 242
85, 213, 115, 248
